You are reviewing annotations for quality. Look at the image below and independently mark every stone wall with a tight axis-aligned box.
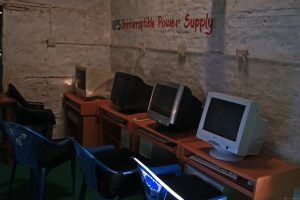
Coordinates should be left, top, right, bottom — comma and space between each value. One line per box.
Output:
111, 0, 300, 164
2, 0, 111, 138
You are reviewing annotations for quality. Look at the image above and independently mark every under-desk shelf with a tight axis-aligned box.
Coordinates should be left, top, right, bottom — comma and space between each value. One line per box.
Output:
131, 119, 197, 157
97, 100, 147, 147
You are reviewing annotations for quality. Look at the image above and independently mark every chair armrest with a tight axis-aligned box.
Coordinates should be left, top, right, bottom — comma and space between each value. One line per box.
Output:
27, 102, 44, 110
120, 164, 182, 176
16, 103, 56, 125
86, 145, 115, 154
150, 164, 181, 176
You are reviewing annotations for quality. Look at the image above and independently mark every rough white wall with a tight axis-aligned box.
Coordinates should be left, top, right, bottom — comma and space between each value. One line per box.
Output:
111, 0, 300, 164
2, 0, 111, 138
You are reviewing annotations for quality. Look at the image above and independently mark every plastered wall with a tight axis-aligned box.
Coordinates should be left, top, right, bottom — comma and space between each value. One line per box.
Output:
111, 0, 300, 164
2, 0, 111, 138
2, 0, 300, 164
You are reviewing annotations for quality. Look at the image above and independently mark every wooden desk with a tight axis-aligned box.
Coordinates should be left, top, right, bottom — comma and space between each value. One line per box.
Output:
131, 119, 197, 158
98, 100, 147, 148
178, 140, 300, 200
0, 94, 15, 163
63, 93, 107, 147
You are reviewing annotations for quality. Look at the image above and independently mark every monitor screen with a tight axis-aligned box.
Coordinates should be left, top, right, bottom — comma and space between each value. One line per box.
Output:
203, 97, 246, 141
149, 84, 178, 117
75, 68, 86, 90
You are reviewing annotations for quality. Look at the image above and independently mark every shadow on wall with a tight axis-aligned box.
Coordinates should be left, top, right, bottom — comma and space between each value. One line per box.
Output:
202, 0, 228, 95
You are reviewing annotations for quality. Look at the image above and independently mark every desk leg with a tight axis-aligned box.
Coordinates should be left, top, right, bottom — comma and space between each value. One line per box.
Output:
3, 106, 14, 163
131, 133, 140, 153
5, 106, 14, 121
82, 116, 98, 147
127, 122, 139, 153
98, 116, 105, 146
177, 145, 185, 169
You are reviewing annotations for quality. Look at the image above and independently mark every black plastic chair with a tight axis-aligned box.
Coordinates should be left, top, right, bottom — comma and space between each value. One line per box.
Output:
7, 84, 56, 138
2, 122, 76, 200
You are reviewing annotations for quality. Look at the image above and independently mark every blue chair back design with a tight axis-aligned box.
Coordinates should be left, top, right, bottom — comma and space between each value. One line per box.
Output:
73, 141, 99, 191
2, 121, 76, 200
3, 122, 49, 167
133, 158, 184, 200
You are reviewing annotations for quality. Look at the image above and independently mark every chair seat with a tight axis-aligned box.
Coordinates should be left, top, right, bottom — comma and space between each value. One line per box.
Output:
94, 148, 153, 198
37, 139, 73, 168
164, 175, 223, 200
94, 148, 152, 171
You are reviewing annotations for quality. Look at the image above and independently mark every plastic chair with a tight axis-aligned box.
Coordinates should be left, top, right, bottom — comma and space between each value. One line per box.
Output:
7, 83, 56, 138
2, 122, 75, 200
133, 157, 227, 200
73, 141, 157, 200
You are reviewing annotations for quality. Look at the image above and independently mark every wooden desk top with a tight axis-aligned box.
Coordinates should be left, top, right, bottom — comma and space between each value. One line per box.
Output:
64, 92, 104, 105
132, 119, 198, 144
64, 92, 108, 116
180, 140, 296, 182
98, 100, 148, 121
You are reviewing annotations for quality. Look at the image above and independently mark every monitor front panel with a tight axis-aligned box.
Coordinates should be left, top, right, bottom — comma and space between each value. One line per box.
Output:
149, 84, 178, 117
203, 97, 246, 142
75, 68, 86, 90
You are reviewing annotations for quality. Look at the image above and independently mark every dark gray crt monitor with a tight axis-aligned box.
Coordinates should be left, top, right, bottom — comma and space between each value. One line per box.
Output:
147, 82, 203, 132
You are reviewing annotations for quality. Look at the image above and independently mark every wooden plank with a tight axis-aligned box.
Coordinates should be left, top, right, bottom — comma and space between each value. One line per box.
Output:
254, 168, 300, 200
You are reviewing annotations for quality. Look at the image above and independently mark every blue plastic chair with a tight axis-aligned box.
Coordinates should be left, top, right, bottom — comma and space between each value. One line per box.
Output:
73, 141, 115, 200
133, 157, 227, 200
73, 141, 173, 200
2, 122, 76, 200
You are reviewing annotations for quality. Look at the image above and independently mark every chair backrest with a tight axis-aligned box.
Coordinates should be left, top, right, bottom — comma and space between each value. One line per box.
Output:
2, 122, 50, 167
8, 84, 29, 108
73, 141, 103, 192
133, 157, 184, 200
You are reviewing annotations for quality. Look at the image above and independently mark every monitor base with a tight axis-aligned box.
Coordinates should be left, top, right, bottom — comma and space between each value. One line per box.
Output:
209, 147, 243, 162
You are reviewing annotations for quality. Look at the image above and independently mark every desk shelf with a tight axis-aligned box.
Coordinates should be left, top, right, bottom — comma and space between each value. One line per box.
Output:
98, 100, 147, 148
103, 130, 121, 146
134, 128, 177, 154
131, 119, 197, 163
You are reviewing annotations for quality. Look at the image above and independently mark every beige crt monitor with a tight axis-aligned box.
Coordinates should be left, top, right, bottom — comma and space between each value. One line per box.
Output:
196, 92, 268, 161
74, 66, 114, 98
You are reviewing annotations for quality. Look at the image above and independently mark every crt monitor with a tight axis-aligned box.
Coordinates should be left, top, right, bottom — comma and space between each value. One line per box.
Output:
196, 92, 268, 161
110, 72, 153, 113
148, 82, 203, 132
74, 66, 114, 98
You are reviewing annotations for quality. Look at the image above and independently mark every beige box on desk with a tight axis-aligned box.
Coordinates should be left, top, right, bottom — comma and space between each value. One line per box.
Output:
74, 66, 114, 98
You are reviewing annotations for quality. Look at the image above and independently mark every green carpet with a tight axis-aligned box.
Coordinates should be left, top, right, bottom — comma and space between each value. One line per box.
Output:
0, 158, 144, 200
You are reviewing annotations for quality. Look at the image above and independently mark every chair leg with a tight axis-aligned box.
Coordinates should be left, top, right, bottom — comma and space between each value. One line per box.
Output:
36, 168, 47, 200
79, 178, 87, 200
71, 158, 76, 198
8, 162, 17, 200
30, 168, 36, 192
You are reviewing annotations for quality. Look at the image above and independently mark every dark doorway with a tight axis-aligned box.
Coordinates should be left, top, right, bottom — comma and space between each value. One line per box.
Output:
0, 5, 3, 91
